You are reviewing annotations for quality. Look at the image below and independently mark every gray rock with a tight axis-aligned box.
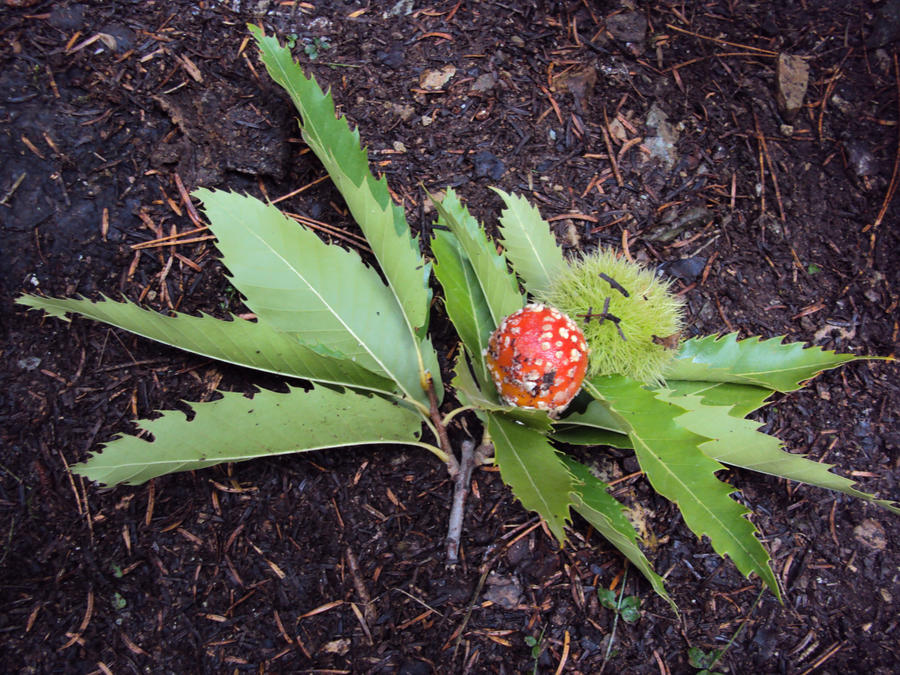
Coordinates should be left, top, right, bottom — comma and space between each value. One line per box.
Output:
645, 103, 679, 169
472, 151, 505, 180
483, 572, 522, 609
606, 11, 647, 44
470, 73, 496, 94
17, 356, 41, 371
49, 4, 86, 31
659, 256, 707, 282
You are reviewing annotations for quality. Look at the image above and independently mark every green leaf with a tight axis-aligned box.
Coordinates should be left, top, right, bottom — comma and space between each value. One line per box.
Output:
667, 333, 872, 392
486, 411, 574, 544
432, 188, 523, 326
493, 188, 567, 297
16, 294, 397, 395
587, 376, 781, 601
74, 385, 422, 486
597, 587, 617, 609
552, 398, 632, 447
250, 25, 431, 336
656, 390, 900, 515
194, 189, 426, 404
664, 380, 772, 418
565, 457, 674, 610
552, 426, 634, 448
618, 596, 641, 623
688, 647, 722, 670
431, 230, 494, 387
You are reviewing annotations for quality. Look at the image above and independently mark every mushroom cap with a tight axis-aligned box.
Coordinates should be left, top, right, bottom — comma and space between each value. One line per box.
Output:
484, 303, 589, 413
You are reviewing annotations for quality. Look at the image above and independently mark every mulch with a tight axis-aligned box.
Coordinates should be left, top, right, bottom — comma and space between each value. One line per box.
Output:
1, 1, 897, 672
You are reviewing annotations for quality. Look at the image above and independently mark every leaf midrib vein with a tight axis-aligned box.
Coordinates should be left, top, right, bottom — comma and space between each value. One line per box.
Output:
629, 431, 767, 569
240, 222, 413, 400
492, 419, 559, 523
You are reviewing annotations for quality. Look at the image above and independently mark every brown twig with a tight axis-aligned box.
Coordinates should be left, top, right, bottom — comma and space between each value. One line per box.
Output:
540, 85, 564, 126
755, 117, 767, 217
445, 439, 477, 566
284, 211, 373, 251
174, 173, 202, 227
344, 546, 376, 627
425, 373, 458, 476
665, 24, 777, 56
271, 174, 330, 203
755, 112, 785, 222
601, 107, 624, 186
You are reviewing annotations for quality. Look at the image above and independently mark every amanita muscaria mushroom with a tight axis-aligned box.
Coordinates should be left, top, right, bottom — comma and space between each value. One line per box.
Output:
484, 303, 589, 413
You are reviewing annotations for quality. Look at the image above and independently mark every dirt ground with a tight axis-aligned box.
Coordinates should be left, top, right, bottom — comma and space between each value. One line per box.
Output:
1, 1, 898, 672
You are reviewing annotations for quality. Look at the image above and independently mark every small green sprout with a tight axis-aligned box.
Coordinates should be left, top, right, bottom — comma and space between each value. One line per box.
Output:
598, 586, 641, 624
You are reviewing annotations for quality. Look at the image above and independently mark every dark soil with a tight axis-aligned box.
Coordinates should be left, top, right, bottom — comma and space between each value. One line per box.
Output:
2, 1, 898, 672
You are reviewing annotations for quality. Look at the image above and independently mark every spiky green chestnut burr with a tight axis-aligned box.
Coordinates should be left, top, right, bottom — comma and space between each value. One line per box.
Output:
537, 248, 685, 384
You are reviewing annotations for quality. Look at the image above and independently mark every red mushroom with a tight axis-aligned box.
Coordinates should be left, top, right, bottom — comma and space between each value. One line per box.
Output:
484, 303, 589, 413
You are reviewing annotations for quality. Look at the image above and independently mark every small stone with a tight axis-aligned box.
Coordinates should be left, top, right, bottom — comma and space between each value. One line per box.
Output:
321, 638, 351, 655
98, 23, 135, 53
845, 141, 878, 177
421, 115, 433, 127
830, 92, 855, 115
472, 150, 505, 180
470, 73, 496, 94
853, 519, 886, 551
419, 65, 456, 91
17, 356, 41, 371
606, 11, 648, 44
775, 54, 810, 123
645, 103, 679, 169
49, 3, 86, 31
383, 0, 414, 18
659, 256, 707, 282
483, 572, 522, 609
392, 141, 407, 153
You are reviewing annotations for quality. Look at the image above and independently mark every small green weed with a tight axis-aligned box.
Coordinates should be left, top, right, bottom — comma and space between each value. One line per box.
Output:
523, 627, 546, 674
598, 586, 641, 624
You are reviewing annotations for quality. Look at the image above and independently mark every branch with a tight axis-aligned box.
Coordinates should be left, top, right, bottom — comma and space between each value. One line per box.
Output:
445, 439, 476, 566
426, 373, 459, 476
